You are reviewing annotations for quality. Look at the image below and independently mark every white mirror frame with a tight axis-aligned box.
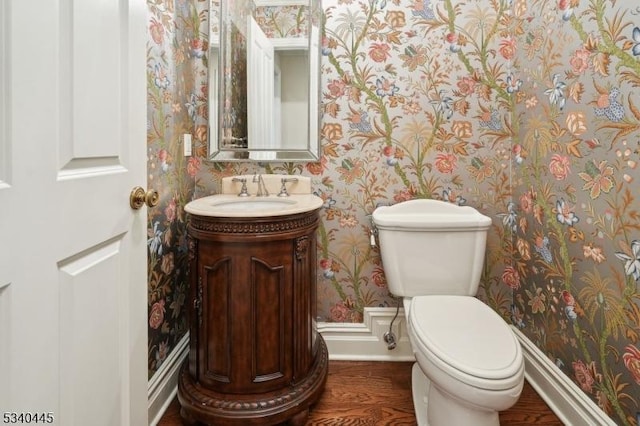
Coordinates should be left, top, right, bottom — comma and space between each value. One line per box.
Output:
209, 0, 322, 162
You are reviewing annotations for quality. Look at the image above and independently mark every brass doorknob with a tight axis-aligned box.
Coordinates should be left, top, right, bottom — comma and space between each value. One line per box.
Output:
130, 186, 159, 209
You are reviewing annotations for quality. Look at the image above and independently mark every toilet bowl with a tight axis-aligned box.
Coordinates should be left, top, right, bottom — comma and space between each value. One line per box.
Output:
405, 296, 524, 426
371, 199, 525, 426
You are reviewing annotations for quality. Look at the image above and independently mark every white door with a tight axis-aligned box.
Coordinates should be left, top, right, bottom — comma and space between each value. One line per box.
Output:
0, 1, 147, 425
247, 16, 276, 159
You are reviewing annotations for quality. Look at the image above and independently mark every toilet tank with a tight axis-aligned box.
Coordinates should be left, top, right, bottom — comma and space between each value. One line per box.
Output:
372, 199, 492, 297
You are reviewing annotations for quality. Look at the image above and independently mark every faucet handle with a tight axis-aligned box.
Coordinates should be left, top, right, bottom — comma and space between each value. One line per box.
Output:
278, 177, 299, 197
232, 177, 250, 197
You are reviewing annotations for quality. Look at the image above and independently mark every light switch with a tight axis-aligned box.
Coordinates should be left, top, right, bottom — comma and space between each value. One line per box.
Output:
183, 134, 192, 156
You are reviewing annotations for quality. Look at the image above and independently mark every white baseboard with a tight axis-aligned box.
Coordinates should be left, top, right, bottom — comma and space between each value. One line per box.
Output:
147, 311, 616, 426
511, 326, 616, 426
317, 307, 415, 361
319, 309, 616, 424
145, 308, 414, 424
147, 332, 189, 426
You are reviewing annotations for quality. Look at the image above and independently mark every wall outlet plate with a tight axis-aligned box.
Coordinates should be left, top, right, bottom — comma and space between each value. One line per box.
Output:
183, 134, 192, 156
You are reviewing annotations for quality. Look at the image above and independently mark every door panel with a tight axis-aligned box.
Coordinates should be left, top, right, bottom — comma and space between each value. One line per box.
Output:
0, 1, 147, 425
0, 5, 10, 406
58, 0, 126, 174
0, 283, 9, 407
0, 0, 9, 191
58, 238, 127, 426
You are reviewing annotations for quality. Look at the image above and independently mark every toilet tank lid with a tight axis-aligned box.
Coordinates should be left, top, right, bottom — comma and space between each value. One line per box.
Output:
372, 199, 492, 230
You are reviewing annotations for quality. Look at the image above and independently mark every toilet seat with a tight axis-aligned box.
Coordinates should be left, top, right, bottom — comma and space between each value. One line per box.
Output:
408, 295, 523, 391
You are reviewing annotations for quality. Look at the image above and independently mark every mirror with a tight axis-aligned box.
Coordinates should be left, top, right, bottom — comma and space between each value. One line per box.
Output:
209, 0, 322, 162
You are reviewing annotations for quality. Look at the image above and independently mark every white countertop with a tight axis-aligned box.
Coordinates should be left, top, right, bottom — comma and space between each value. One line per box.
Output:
185, 193, 324, 218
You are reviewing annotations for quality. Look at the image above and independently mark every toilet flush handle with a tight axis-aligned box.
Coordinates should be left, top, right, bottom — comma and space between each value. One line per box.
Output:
368, 215, 378, 247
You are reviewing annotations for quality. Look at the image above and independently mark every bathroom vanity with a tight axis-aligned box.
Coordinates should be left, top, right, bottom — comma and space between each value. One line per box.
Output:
178, 176, 328, 425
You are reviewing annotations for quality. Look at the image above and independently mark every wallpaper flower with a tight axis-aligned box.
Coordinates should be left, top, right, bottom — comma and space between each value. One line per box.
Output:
147, 0, 640, 423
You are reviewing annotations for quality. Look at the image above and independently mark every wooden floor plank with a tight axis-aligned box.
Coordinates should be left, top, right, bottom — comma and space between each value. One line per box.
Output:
158, 361, 563, 425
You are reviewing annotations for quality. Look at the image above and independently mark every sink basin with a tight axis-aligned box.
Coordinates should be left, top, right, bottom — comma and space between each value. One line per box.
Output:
208, 198, 296, 212
185, 175, 323, 218
185, 194, 323, 218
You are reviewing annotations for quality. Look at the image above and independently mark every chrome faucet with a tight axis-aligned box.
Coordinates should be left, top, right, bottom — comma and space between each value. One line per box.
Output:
253, 173, 269, 197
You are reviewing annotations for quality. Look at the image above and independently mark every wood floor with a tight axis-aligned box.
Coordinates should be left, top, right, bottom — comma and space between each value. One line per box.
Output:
158, 361, 563, 425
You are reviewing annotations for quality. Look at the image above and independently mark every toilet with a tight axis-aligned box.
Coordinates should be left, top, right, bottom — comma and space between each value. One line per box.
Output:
372, 199, 524, 426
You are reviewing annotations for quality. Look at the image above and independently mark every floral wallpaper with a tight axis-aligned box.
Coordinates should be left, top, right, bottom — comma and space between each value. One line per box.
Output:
510, 0, 640, 424
254, 4, 310, 38
147, 0, 640, 423
219, 1, 250, 148
146, 0, 208, 378
314, 0, 515, 323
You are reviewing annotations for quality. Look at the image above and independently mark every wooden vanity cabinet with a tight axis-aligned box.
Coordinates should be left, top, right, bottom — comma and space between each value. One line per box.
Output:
178, 209, 328, 426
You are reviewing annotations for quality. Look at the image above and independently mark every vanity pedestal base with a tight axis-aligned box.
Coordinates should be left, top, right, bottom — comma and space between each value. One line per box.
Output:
178, 208, 327, 425
178, 337, 327, 426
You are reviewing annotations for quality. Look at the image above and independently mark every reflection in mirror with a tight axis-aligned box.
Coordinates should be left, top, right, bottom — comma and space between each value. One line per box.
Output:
209, 0, 322, 162
209, 4, 220, 158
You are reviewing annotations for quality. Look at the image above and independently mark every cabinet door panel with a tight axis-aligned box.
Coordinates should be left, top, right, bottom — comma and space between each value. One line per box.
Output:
250, 256, 292, 390
201, 254, 233, 387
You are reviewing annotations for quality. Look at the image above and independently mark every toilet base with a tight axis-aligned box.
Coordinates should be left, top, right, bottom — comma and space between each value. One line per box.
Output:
411, 362, 500, 426
411, 363, 430, 426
